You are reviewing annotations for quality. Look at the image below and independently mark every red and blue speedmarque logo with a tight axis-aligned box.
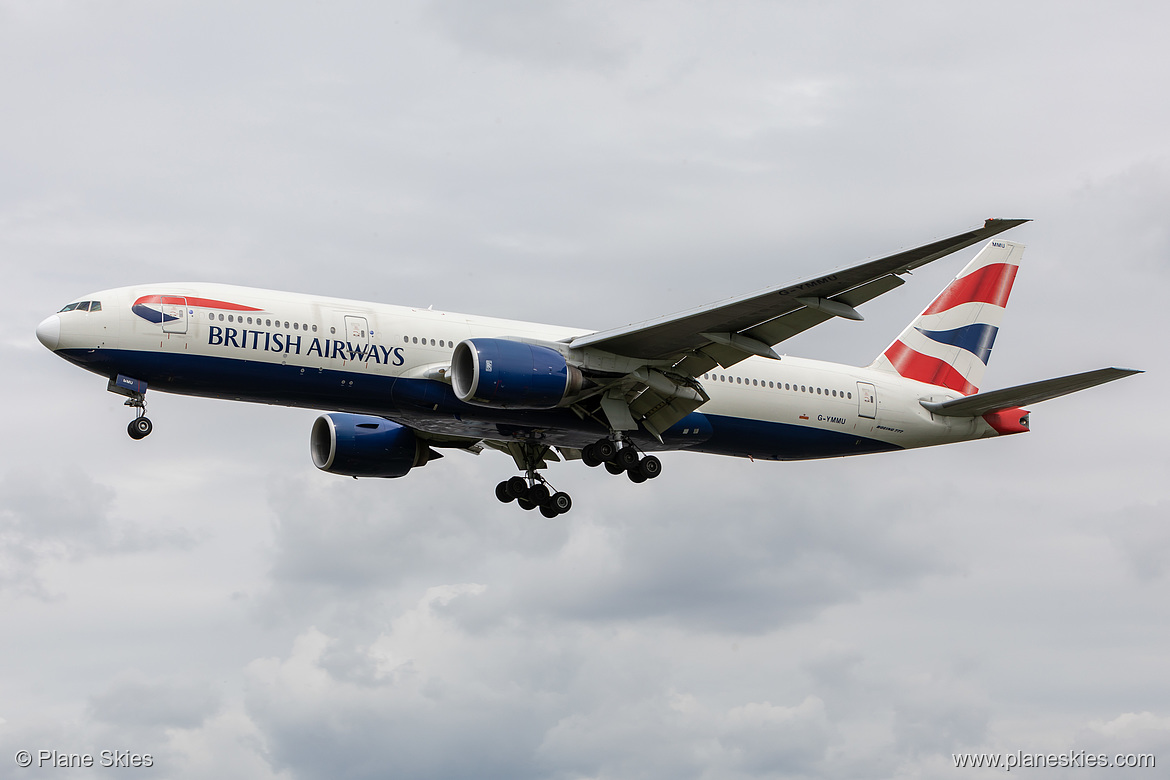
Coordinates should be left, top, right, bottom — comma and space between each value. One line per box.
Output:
131, 295, 263, 324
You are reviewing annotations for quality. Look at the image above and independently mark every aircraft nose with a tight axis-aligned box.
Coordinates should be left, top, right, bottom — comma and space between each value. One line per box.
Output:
36, 314, 61, 350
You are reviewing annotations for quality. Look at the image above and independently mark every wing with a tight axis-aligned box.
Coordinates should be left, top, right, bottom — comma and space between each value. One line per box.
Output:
569, 218, 1029, 375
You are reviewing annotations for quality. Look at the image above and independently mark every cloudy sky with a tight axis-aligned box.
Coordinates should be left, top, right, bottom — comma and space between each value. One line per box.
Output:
3, 1, 1168, 777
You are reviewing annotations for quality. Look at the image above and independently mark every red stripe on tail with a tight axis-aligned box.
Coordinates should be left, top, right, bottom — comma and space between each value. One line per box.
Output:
922, 263, 1018, 315
883, 341, 979, 395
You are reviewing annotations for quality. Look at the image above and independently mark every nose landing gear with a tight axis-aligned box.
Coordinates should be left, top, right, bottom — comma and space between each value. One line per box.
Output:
108, 374, 153, 440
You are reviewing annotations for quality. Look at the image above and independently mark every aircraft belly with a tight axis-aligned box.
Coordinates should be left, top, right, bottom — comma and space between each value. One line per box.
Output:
61, 347, 909, 460
693, 414, 903, 460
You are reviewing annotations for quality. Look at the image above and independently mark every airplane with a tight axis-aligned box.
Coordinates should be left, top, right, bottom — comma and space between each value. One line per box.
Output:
35, 219, 1139, 517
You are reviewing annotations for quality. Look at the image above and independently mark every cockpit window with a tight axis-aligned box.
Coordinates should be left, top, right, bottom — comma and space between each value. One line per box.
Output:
58, 300, 101, 313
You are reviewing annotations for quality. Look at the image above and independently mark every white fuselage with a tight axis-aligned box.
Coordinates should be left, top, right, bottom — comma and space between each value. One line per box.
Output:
39, 282, 1004, 461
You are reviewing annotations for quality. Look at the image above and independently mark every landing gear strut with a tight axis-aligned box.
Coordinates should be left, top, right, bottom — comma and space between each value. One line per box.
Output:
582, 437, 662, 482
108, 375, 153, 440
124, 393, 153, 440
495, 440, 573, 517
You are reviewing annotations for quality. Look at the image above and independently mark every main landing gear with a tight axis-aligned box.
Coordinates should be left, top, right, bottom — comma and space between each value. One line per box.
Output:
494, 438, 574, 517
493, 436, 661, 517
580, 438, 662, 483
495, 475, 573, 518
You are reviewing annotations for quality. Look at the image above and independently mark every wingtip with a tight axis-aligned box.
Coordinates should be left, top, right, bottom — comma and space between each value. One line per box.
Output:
984, 217, 1032, 227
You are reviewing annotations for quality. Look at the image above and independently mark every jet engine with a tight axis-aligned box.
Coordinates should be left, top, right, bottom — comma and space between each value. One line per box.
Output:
451, 338, 583, 409
310, 414, 433, 478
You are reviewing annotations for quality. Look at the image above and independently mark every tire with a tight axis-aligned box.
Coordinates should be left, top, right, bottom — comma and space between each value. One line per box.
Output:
528, 484, 550, 504
550, 492, 572, 514
604, 461, 625, 476
617, 447, 639, 470
517, 498, 537, 511
595, 440, 617, 461
495, 481, 514, 503
507, 476, 528, 499
581, 444, 602, 467
539, 504, 559, 518
638, 455, 662, 479
128, 417, 152, 440
627, 469, 647, 484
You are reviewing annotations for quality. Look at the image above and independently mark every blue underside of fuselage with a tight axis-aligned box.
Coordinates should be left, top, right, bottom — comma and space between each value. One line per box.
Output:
58, 348, 902, 460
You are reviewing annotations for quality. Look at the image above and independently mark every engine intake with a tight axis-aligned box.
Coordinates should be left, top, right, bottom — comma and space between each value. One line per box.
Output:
310, 413, 431, 478
451, 338, 582, 409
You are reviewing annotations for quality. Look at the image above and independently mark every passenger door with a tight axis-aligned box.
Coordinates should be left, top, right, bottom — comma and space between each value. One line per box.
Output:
162, 298, 188, 334
857, 381, 877, 419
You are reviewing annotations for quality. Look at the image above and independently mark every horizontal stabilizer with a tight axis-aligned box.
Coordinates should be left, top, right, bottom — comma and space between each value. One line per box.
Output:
920, 367, 1142, 417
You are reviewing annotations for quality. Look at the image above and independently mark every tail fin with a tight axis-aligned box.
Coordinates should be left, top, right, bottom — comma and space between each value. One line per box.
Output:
870, 240, 1025, 395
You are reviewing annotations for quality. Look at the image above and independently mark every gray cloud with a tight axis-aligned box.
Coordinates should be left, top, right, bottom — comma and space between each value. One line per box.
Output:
89, 676, 222, 730
0, 464, 195, 597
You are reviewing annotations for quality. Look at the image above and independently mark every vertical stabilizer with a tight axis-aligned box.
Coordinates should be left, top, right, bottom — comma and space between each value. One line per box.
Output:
870, 240, 1024, 395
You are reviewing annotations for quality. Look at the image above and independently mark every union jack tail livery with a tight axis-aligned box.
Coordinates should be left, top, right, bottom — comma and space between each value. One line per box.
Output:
871, 240, 1024, 395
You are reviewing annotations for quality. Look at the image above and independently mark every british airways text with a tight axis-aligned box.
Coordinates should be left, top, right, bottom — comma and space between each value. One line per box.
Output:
207, 326, 406, 365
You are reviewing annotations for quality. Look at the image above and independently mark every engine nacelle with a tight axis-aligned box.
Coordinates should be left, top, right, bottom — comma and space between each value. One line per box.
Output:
310, 413, 431, 478
451, 338, 583, 409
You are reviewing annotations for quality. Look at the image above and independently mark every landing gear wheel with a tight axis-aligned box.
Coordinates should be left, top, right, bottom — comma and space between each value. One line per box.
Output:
539, 504, 559, 518
627, 469, 647, 484
550, 492, 572, 514
528, 483, 550, 505
581, 444, 602, 468
604, 461, 625, 476
506, 476, 529, 499
616, 447, 640, 470
495, 481, 515, 503
517, 497, 538, 511
127, 417, 153, 440
595, 440, 617, 461
638, 455, 662, 479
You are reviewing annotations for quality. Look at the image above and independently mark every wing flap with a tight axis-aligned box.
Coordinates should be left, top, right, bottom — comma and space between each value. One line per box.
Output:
921, 367, 1142, 417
